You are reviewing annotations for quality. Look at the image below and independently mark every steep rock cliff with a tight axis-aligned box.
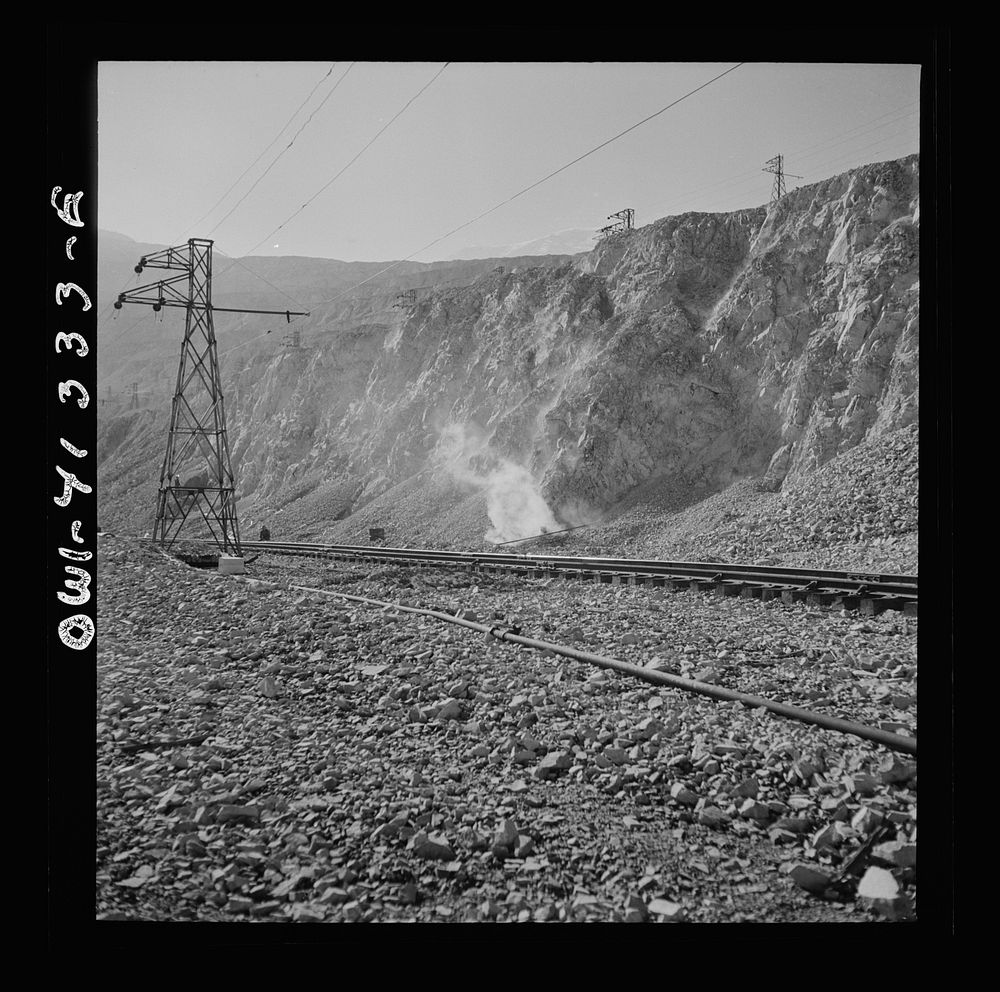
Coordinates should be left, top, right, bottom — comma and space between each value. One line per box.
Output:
706, 156, 919, 484
98, 155, 919, 543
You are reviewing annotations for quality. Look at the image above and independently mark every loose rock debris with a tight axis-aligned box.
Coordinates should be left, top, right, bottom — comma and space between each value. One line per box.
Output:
304, 423, 919, 577
96, 536, 916, 922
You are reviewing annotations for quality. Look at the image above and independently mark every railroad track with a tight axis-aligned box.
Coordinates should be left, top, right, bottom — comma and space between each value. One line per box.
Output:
134, 536, 918, 753
176, 538, 918, 615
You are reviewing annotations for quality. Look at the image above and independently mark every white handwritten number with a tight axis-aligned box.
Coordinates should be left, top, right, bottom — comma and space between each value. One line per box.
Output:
58, 380, 90, 409
52, 187, 92, 653
55, 332, 89, 357
60, 437, 88, 458
57, 565, 92, 606
50, 187, 85, 228
58, 614, 94, 650
54, 466, 92, 507
55, 282, 92, 311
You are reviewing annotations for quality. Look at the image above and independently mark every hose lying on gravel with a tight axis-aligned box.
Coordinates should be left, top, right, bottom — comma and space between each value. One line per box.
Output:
265, 580, 917, 757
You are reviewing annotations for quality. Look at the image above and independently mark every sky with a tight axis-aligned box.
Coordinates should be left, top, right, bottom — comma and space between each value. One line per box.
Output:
98, 61, 921, 263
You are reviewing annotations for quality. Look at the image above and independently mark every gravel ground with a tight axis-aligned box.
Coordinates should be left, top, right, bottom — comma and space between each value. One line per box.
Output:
96, 537, 917, 923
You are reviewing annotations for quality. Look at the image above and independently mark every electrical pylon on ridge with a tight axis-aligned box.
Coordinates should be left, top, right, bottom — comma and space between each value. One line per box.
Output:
762, 154, 803, 203
114, 238, 309, 555
596, 207, 635, 242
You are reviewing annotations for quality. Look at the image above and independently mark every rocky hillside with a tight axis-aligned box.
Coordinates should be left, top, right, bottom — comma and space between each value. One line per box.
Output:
96, 231, 575, 399
98, 155, 918, 552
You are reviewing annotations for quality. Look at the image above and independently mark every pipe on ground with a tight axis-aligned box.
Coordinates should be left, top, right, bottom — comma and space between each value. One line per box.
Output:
273, 581, 916, 756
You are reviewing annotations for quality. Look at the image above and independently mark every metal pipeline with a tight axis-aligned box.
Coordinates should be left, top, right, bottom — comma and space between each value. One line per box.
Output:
490, 524, 590, 547
281, 581, 917, 756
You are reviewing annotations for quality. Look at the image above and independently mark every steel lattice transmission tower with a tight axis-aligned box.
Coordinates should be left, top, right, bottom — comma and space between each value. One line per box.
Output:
115, 238, 308, 554
597, 207, 635, 242
762, 154, 803, 203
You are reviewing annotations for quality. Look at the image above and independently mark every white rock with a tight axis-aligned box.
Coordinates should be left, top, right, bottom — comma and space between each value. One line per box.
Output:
857, 866, 899, 901
647, 899, 685, 920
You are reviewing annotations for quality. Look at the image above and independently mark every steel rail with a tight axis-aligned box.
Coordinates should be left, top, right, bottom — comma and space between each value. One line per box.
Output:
273, 580, 916, 756
179, 537, 917, 600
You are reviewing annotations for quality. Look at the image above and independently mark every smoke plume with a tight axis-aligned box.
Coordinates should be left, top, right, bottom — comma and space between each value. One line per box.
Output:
433, 423, 560, 543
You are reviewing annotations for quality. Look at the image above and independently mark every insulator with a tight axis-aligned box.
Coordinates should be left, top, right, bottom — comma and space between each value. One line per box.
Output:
113, 301, 122, 310
152, 304, 161, 312
134, 265, 143, 274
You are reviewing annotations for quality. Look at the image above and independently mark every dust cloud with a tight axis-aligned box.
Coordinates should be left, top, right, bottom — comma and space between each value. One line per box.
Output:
433, 423, 560, 544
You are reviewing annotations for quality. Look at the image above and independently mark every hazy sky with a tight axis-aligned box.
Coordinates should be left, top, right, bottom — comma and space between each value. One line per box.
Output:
98, 61, 920, 262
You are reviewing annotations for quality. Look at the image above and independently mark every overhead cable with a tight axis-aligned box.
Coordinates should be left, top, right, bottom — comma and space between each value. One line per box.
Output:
209, 63, 357, 237
240, 62, 452, 258
174, 62, 340, 243
303, 62, 747, 311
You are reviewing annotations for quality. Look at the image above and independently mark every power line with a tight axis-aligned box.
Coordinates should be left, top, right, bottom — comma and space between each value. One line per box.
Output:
302, 62, 746, 313
785, 102, 919, 160
103, 64, 465, 371
240, 62, 452, 258
793, 118, 919, 171
217, 327, 281, 363
173, 63, 340, 244
209, 63, 357, 238
100, 237, 313, 348
641, 103, 919, 222
103, 310, 154, 346
305, 133, 918, 335
640, 123, 918, 223
113, 129, 920, 363
120, 61, 739, 345
102, 65, 344, 333
109, 67, 915, 369
93, 265, 151, 329
172, 88, 917, 328
189, 129, 924, 373
102, 253, 309, 354
186, 62, 451, 323
791, 144, 918, 194
215, 252, 311, 311
677, 131, 919, 218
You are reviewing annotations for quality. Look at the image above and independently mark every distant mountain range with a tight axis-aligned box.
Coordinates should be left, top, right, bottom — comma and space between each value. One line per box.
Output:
96, 228, 578, 392
443, 228, 598, 260
101, 225, 599, 270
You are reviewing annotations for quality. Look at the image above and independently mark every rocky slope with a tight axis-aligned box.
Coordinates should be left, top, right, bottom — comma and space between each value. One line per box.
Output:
98, 155, 918, 552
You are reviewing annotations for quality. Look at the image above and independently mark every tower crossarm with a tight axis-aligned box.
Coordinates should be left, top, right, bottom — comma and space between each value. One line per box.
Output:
607, 208, 634, 228
117, 273, 192, 309
133, 242, 200, 271
118, 290, 308, 318
117, 275, 308, 318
